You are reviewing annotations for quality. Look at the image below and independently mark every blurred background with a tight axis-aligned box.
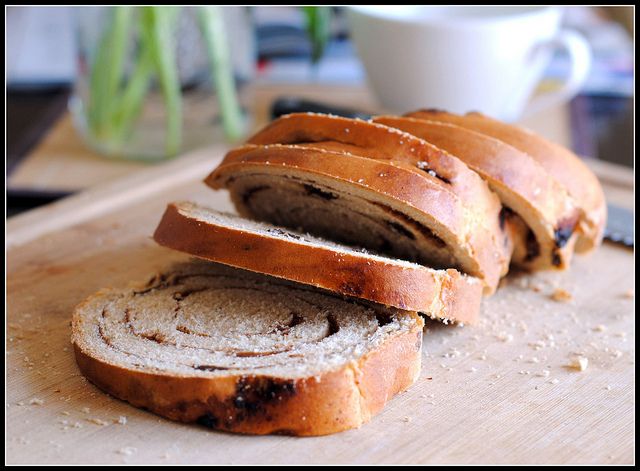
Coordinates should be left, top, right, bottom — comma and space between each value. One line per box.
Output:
6, 6, 634, 216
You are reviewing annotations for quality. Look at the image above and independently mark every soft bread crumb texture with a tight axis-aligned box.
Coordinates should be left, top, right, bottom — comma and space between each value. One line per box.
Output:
550, 288, 573, 303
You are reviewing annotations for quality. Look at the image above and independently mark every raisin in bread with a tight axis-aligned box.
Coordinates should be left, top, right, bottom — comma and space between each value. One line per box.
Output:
153, 202, 483, 324
404, 109, 606, 254
206, 143, 508, 294
71, 261, 424, 436
374, 115, 581, 270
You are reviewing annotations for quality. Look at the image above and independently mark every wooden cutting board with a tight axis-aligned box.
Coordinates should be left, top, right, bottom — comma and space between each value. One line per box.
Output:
6, 147, 634, 464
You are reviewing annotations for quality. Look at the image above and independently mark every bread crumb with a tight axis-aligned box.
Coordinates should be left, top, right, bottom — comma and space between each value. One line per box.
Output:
548, 378, 560, 384
87, 418, 109, 426
81, 407, 91, 414
623, 289, 634, 298
592, 325, 607, 332
529, 340, 546, 350
567, 356, 589, 371
61, 411, 71, 416
550, 288, 573, 302
497, 332, 513, 342
116, 416, 127, 425
468, 367, 477, 373
402, 416, 411, 423
529, 357, 540, 364
442, 348, 461, 358
537, 370, 551, 378
605, 385, 612, 390
117, 447, 137, 456
29, 398, 44, 405
478, 354, 487, 361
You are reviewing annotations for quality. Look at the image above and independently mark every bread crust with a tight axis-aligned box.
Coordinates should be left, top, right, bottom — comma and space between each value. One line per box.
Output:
72, 288, 424, 436
405, 109, 606, 253
373, 115, 581, 270
246, 113, 505, 238
154, 202, 483, 323
206, 144, 507, 293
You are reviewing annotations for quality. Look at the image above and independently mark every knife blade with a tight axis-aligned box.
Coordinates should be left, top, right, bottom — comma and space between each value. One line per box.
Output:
603, 203, 634, 248
271, 96, 372, 120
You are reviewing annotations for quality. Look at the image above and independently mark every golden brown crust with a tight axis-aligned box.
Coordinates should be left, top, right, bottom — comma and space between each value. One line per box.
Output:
73, 308, 423, 436
206, 144, 506, 294
373, 115, 581, 271
153, 202, 483, 323
405, 109, 606, 253
246, 113, 505, 236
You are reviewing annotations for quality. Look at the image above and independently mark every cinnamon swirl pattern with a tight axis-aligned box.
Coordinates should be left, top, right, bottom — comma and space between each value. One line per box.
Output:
207, 141, 508, 294
72, 262, 424, 435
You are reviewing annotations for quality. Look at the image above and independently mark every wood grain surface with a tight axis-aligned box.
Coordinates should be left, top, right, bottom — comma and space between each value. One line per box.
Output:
6, 147, 634, 465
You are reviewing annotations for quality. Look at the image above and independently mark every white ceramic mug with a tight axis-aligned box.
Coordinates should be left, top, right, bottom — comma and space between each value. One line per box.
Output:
348, 6, 591, 121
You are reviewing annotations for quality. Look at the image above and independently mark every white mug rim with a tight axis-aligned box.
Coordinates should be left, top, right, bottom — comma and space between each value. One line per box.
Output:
348, 5, 558, 27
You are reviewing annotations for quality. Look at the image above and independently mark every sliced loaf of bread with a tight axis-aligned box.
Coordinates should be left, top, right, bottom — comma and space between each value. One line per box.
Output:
205, 143, 508, 293
374, 115, 581, 270
153, 201, 483, 324
72, 260, 424, 436
246, 113, 508, 256
404, 109, 606, 253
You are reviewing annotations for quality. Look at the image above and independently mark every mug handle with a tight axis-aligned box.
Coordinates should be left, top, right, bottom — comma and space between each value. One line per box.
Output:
522, 29, 592, 118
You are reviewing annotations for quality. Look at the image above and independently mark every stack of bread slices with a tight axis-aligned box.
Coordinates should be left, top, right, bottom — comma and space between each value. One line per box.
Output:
72, 110, 605, 436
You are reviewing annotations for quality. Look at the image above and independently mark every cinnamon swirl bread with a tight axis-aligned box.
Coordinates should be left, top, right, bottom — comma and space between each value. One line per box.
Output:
206, 141, 509, 293
373, 115, 582, 270
404, 109, 606, 254
71, 261, 424, 436
153, 202, 483, 324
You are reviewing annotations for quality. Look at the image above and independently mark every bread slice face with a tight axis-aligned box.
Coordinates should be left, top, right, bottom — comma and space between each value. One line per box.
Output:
374, 115, 581, 271
404, 109, 606, 254
246, 113, 508, 264
153, 202, 482, 324
72, 261, 424, 436
206, 144, 507, 294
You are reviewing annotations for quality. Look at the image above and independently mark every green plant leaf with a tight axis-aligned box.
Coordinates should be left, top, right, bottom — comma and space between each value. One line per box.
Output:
198, 6, 244, 142
139, 6, 182, 156
87, 6, 133, 140
302, 6, 331, 65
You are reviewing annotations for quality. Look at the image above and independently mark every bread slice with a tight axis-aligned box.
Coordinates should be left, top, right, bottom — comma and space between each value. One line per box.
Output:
246, 113, 507, 251
404, 109, 606, 253
205, 144, 508, 294
72, 260, 424, 436
153, 202, 483, 324
373, 115, 581, 270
